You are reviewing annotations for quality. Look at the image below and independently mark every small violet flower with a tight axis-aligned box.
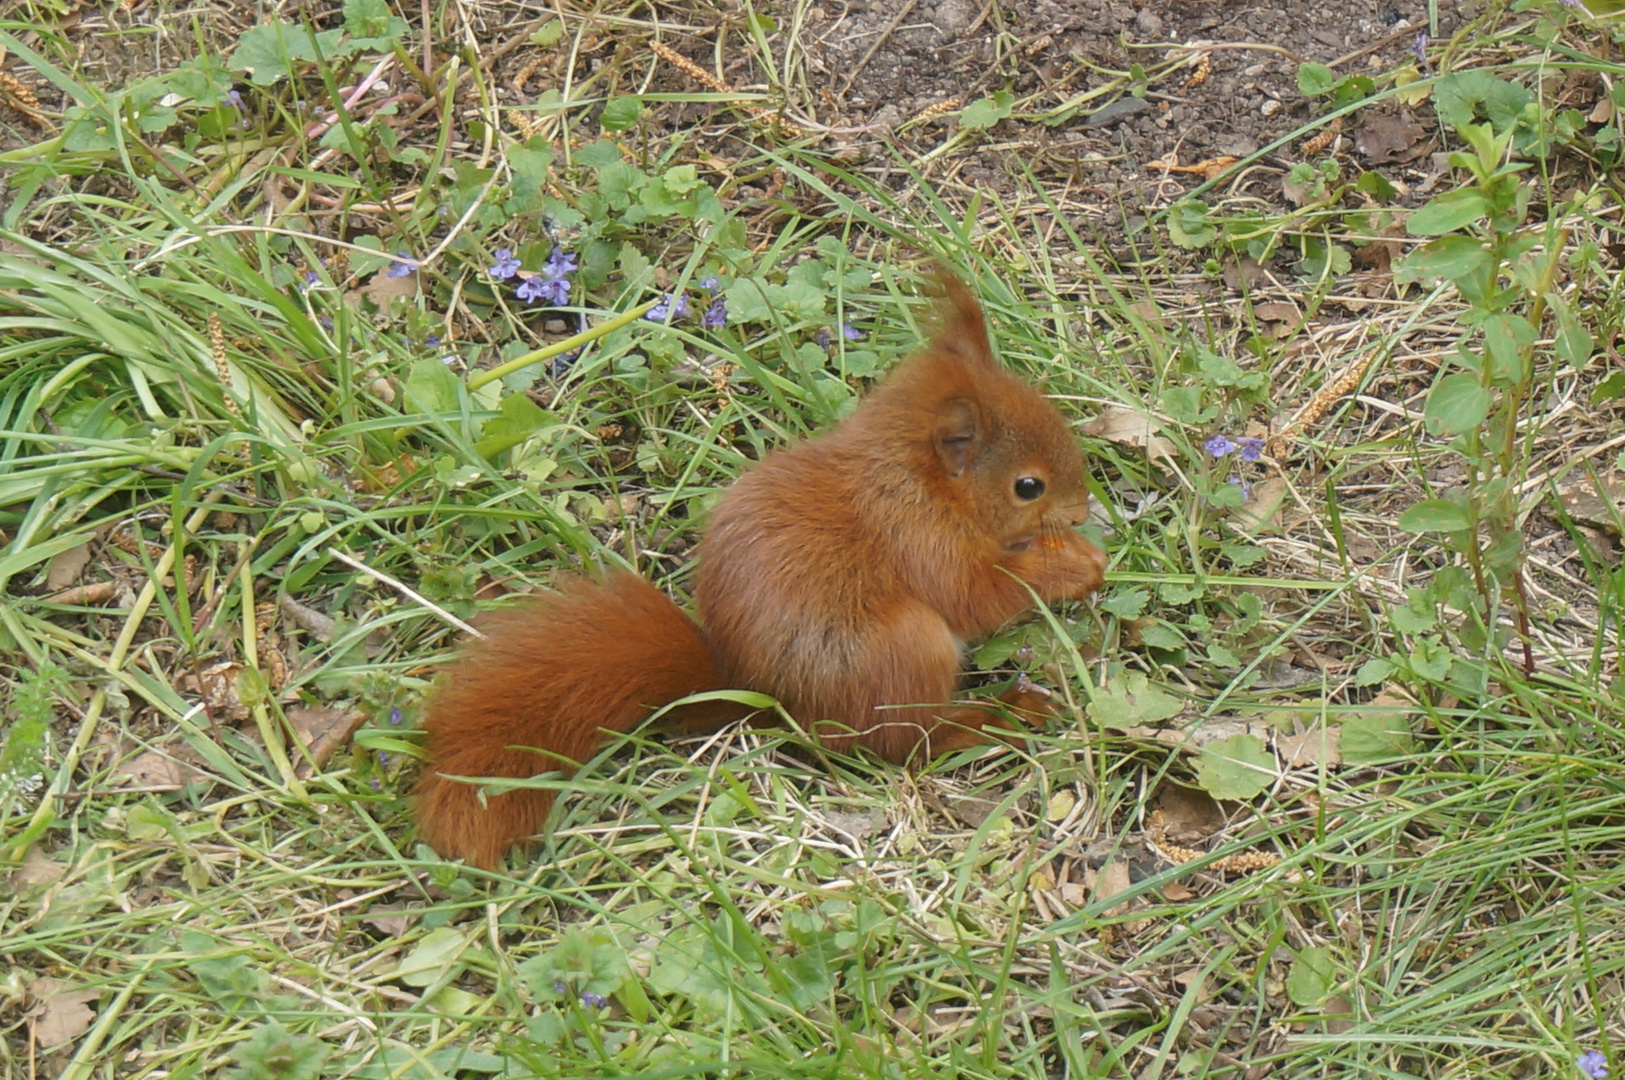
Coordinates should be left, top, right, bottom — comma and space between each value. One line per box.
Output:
700, 275, 720, 294
1204, 435, 1237, 459
489, 248, 521, 280
227, 89, 244, 110
388, 707, 404, 726
386, 253, 418, 278
544, 246, 578, 279
702, 297, 728, 329
580, 992, 609, 1009
300, 269, 320, 292
518, 274, 570, 305
1238, 436, 1265, 463
1579, 1051, 1609, 1079
370, 777, 382, 790
646, 293, 692, 323
1560, 0, 1586, 9
1411, 32, 1430, 70
815, 328, 832, 349
841, 322, 864, 341
552, 980, 567, 995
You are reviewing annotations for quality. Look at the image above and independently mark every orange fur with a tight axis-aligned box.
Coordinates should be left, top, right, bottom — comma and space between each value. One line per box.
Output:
415, 275, 1108, 868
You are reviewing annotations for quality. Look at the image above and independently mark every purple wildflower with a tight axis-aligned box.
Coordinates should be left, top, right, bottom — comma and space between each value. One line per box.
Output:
300, 270, 320, 292
489, 248, 520, 280
1579, 1052, 1609, 1079
1411, 32, 1429, 70
388, 707, 404, 726
387, 253, 418, 278
815, 328, 832, 349
700, 275, 720, 294
370, 777, 382, 790
646, 293, 691, 323
518, 274, 570, 305
702, 297, 728, 329
841, 322, 864, 341
227, 89, 244, 109
425, 334, 441, 347
552, 980, 567, 995
377, 752, 393, 768
544, 247, 578, 278
580, 992, 609, 1009
1559, 0, 1586, 8
1238, 436, 1264, 463
1205, 435, 1237, 459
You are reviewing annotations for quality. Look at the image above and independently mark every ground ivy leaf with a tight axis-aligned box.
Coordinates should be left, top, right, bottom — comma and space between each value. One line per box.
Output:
1194, 733, 1275, 800
959, 90, 1014, 130
392, 927, 471, 988
1340, 710, 1415, 763
1286, 946, 1336, 1007
1087, 671, 1183, 727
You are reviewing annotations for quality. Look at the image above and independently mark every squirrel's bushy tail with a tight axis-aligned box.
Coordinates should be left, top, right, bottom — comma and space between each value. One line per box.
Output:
415, 572, 727, 868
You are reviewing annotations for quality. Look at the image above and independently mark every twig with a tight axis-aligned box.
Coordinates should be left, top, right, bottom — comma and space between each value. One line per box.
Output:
327, 548, 485, 639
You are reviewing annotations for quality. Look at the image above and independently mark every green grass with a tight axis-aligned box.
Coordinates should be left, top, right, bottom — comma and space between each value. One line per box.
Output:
2, 0, 1624, 1077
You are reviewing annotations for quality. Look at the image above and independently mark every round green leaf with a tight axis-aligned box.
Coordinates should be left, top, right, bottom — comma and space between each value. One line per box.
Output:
1194, 734, 1274, 800
1397, 499, 1470, 533
1422, 372, 1492, 436
599, 96, 642, 131
1286, 946, 1337, 1007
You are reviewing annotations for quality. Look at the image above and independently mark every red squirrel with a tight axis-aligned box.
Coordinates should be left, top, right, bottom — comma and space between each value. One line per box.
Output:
415, 275, 1108, 868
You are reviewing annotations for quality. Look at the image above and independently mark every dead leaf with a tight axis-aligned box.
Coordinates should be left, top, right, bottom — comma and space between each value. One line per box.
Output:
279, 594, 337, 641
1153, 783, 1226, 841
1278, 719, 1342, 769
41, 581, 118, 606
111, 748, 206, 789
364, 909, 416, 937
1222, 256, 1269, 292
1087, 859, 1135, 918
356, 267, 419, 309
1148, 153, 1238, 180
1252, 301, 1303, 338
1354, 111, 1427, 165
179, 661, 251, 723
947, 795, 1001, 829
12, 848, 66, 888
1081, 406, 1177, 465
28, 978, 99, 1048
821, 808, 884, 839
1233, 476, 1288, 535
286, 705, 368, 772
44, 542, 92, 591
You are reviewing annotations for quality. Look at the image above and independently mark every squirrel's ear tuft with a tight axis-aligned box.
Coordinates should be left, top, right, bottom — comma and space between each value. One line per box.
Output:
926, 268, 995, 367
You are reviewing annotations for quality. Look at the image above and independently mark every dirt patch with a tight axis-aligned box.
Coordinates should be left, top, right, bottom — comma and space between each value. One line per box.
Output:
801, 0, 1462, 213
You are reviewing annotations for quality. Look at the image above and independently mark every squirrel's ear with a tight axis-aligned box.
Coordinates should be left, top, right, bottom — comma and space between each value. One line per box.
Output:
934, 396, 980, 477
928, 270, 995, 367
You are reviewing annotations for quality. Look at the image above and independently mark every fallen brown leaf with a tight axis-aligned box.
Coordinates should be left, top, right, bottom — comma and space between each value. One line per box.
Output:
12, 848, 67, 888
28, 978, 99, 1048
44, 542, 92, 592
286, 705, 368, 773
1081, 405, 1178, 466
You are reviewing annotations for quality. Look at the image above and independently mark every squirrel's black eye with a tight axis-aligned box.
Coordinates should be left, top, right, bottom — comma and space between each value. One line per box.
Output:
1014, 476, 1045, 501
